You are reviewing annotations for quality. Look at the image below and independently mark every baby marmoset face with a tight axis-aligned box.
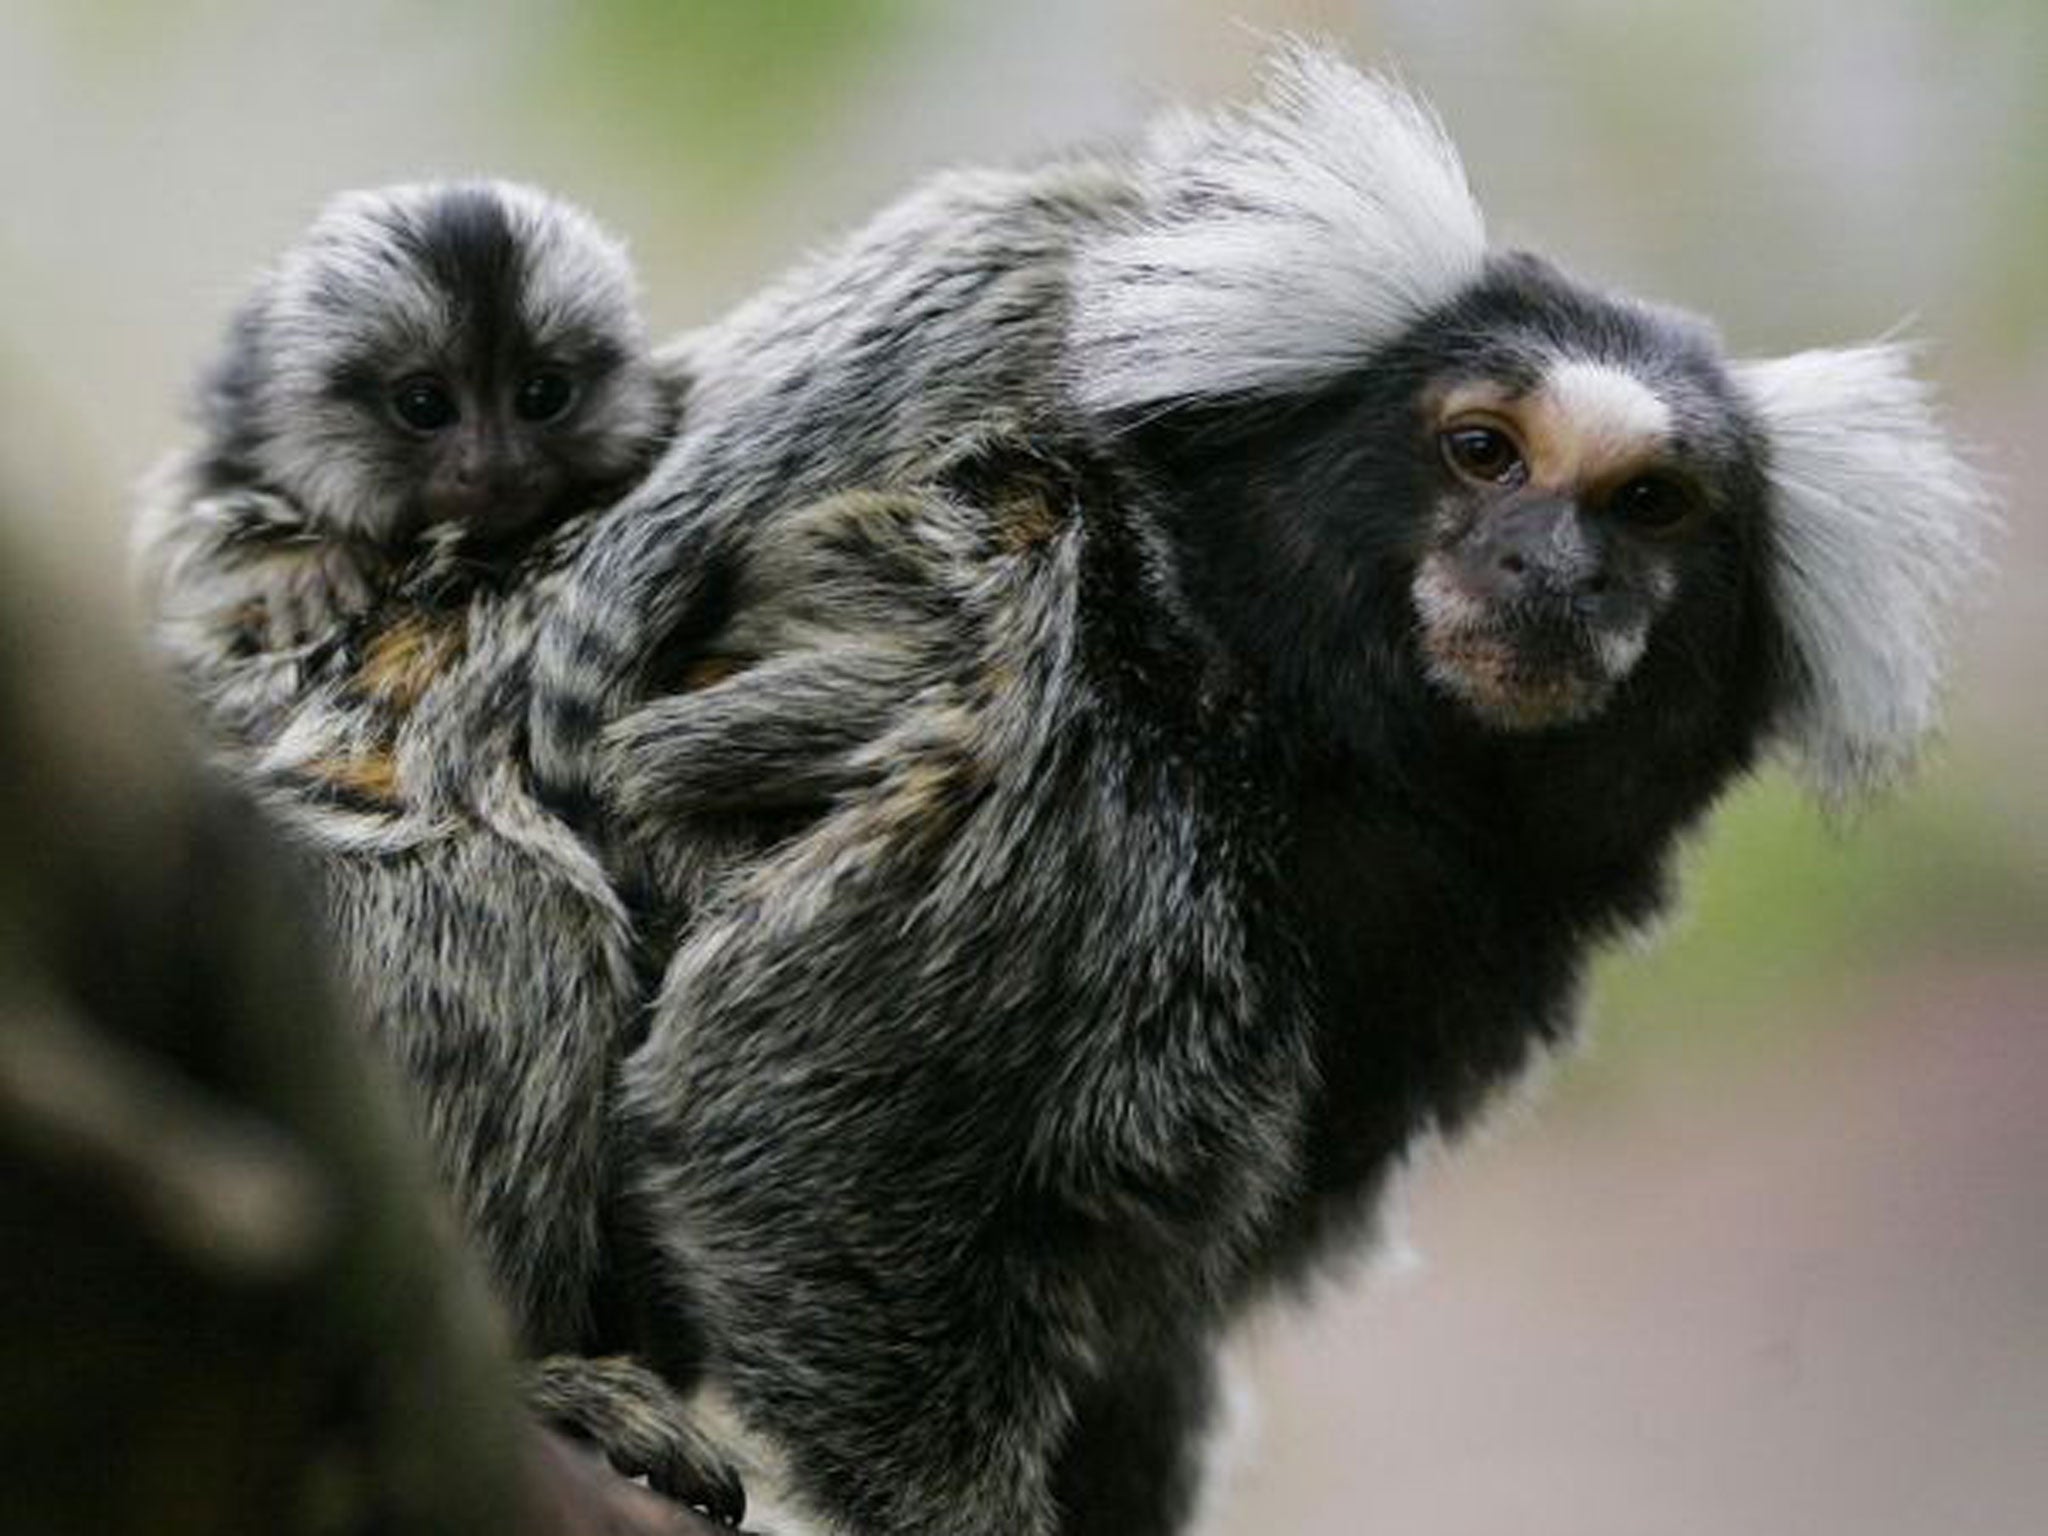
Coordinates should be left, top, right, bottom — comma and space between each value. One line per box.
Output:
202, 179, 676, 553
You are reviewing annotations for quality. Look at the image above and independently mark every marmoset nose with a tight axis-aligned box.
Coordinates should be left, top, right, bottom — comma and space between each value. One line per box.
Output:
450, 433, 492, 489
1481, 497, 1605, 599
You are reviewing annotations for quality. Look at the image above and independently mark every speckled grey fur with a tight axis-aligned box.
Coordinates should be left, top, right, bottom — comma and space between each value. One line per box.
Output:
526, 45, 1990, 1536
132, 182, 679, 1358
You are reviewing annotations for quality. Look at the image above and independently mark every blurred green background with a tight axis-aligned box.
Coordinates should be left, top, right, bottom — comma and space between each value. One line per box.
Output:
3, 2, 2042, 1532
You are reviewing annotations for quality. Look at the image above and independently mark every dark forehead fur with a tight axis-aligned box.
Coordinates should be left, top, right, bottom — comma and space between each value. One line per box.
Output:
352, 185, 530, 389
1417, 251, 1760, 473
386, 184, 522, 344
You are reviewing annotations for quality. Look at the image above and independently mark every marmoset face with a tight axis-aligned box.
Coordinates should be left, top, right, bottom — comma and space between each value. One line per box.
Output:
231, 181, 672, 548
1396, 262, 1764, 733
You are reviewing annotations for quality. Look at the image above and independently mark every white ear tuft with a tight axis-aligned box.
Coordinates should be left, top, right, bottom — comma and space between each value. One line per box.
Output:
1735, 344, 1995, 801
1069, 40, 1486, 418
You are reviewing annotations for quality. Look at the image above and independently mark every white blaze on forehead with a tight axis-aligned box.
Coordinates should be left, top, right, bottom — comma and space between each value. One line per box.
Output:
1436, 358, 1672, 490
1538, 359, 1671, 465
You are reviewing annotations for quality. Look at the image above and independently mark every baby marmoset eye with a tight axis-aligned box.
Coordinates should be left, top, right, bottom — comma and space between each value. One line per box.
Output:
390, 375, 460, 433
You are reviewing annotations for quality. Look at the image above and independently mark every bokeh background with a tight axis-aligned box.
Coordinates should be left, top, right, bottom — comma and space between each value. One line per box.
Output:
3, 2, 2042, 1532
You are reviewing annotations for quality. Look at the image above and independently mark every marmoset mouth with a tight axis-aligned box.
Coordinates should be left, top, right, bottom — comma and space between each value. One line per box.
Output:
1418, 615, 1622, 732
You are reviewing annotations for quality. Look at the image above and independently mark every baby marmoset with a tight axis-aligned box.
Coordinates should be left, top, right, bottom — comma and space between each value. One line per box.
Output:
138, 179, 679, 751
134, 178, 683, 1366
133, 177, 747, 1518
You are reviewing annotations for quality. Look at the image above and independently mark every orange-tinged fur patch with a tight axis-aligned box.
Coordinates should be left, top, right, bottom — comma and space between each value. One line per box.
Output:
679, 655, 751, 691
356, 613, 465, 711
994, 483, 1067, 555
302, 751, 401, 804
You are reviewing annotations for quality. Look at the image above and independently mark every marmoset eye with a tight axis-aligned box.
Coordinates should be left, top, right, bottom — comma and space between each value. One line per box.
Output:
1441, 424, 1527, 486
516, 371, 577, 423
1608, 473, 1696, 533
391, 376, 459, 433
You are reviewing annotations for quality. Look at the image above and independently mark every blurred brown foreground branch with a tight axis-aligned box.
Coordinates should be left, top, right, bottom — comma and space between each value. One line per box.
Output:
0, 512, 722, 1536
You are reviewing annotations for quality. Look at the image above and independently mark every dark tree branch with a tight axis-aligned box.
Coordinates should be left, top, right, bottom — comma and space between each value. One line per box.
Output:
0, 509, 725, 1536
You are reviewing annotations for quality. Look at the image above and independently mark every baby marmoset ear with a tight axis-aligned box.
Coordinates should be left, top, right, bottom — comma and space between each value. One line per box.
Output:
1735, 342, 1995, 803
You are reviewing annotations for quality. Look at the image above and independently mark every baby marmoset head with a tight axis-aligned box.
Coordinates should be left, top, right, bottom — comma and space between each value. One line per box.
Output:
198, 179, 677, 552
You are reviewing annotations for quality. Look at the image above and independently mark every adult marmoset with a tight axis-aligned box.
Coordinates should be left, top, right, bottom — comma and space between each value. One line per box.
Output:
531, 47, 1989, 1536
